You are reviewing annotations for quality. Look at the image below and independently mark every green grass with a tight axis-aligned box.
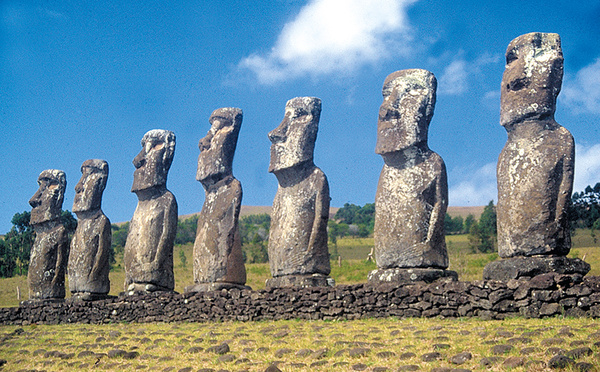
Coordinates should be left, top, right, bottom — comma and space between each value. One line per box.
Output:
2, 229, 600, 308
332, 237, 373, 260
2, 317, 600, 371
330, 259, 377, 283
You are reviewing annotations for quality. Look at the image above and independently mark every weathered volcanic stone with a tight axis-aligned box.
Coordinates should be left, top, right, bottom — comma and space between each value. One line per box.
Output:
368, 267, 457, 283
266, 97, 332, 288
370, 69, 454, 283
124, 130, 178, 294
186, 108, 249, 293
27, 169, 68, 300
497, 33, 573, 258
483, 256, 589, 281
68, 159, 111, 299
487, 32, 586, 280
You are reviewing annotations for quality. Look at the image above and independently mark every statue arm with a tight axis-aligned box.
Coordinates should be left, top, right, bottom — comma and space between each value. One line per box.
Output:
427, 159, 448, 243
91, 215, 111, 280
222, 181, 243, 257
155, 194, 178, 267
556, 138, 575, 225
54, 226, 69, 287
308, 171, 330, 253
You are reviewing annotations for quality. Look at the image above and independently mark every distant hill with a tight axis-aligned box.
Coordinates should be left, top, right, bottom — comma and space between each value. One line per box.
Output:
179, 205, 340, 221
446, 206, 485, 219
177, 205, 483, 222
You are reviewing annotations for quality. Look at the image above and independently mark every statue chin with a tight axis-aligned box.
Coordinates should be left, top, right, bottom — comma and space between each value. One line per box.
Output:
131, 176, 165, 193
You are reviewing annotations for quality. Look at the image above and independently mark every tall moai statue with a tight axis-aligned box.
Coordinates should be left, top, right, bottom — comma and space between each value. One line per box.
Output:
483, 32, 590, 280
68, 159, 111, 300
266, 97, 333, 288
124, 130, 178, 294
368, 69, 457, 284
27, 169, 68, 300
185, 108, 249, 293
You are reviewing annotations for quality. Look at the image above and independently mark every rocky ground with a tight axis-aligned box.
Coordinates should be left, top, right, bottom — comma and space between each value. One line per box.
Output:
1, 317, 600, 371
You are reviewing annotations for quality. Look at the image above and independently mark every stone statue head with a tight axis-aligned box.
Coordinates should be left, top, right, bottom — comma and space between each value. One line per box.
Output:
375, 69, 437, 155
501, 32, 563, 128
73, 159, 109, 213
196, 107, 243, 185
29, 169, 66, 225
268, 97, 321, 173
132, 129, 176, 192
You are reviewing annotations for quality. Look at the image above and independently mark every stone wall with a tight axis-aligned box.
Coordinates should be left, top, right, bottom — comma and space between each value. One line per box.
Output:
2, 273, 600, 325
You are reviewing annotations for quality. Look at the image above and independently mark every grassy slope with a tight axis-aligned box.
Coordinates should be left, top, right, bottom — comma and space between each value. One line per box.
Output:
1, 228, 598, 308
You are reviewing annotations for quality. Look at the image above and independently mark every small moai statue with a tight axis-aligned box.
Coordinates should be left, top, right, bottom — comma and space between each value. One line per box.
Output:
68, 159, 111, 300
266, 97, 333, 288
124, 130, 178, 294
185, 108, 250, 293
368, 69, 457, 284
27, 169, 68, 301
483, 32, 590, 280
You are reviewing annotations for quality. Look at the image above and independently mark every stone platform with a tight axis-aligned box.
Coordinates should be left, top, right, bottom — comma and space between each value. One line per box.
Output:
184, 282, 251, 293
483, 256, 590, 281
5, 273, 600, 325
368, 268, 458, 284
265, 274, 335, 289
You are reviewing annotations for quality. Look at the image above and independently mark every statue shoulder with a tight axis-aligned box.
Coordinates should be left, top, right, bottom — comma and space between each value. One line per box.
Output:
425, 151, 447, 172
230, 177, 243, 196
556, 125, 574, 145
310, 166, 329, 188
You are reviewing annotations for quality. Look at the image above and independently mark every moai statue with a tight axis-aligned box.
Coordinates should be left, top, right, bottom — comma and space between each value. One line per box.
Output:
368, 69, 457, 284
483, 32, 590, 281
27, 170, 68, 301
266, 97, 333, 288
124, 129, 178, 294
185, 108, 249, 293
68, 159, 111, 300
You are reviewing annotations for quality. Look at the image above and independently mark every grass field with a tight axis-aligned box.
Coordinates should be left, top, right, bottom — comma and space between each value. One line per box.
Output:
2, 317, 600, 371
1, 229, 598, 308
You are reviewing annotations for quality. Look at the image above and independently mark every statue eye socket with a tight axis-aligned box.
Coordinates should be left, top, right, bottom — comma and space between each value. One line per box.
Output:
506, 51, 518, 64
152, 142, 165, 151
292, 109, 307, 119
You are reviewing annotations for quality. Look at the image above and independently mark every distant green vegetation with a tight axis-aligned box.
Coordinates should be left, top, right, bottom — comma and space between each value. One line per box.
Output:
571, 182, 600, 229
1, 228, 599, 308
239, 213, 270, 264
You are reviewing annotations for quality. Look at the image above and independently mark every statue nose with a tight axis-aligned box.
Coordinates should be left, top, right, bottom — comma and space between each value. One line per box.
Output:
268, 121, 288, 143
133, 150, 146, 169
199, 137, 211, 152
29, 189, 42, 208
74, 181, 84, 193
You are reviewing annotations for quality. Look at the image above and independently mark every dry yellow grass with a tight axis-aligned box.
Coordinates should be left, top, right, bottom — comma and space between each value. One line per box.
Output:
2, 317, 600, 371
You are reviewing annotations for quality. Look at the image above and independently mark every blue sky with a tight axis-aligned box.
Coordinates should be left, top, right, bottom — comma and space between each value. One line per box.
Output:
1, 0, 600, 232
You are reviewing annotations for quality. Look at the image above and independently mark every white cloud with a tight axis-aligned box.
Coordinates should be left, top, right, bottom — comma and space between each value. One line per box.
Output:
482, 90, 500, 111
438, 52, 500, 96
238, 0, 417, 84
574, 143, 600, 193
438, 59, 468, 95
448, 162, 497, 206
562, 58, 600, 114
